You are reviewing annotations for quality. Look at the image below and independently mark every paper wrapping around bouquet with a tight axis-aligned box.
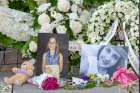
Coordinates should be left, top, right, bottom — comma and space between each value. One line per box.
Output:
45, 65, 60, 80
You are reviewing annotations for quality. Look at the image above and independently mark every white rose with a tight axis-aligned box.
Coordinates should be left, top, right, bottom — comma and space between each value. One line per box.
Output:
51, 11, 63, 21
18, 31, 29, 41
68, 12, 78, 20
70, 20, 82, 34
71, 4, 81, 13
57, 0, 70, 12
76, 39, 84, 44
0, 0, 9, 7
56, 25, 67, 34
39, 23, 53, 33
80, 10, 90, 24
29, 41, 37, 52
37, 3, 51, 13
38, 13, 50, 25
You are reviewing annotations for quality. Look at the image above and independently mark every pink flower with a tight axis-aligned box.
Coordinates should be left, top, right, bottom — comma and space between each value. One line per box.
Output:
41, 77, 59, 90
111, 67, 138, 86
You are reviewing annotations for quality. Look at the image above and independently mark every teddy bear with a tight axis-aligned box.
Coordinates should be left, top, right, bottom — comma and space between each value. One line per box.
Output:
4, 59, 35, 85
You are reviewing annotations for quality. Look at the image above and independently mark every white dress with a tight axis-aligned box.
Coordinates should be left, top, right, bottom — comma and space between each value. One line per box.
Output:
28, 64, 60, 88
28, 52, 60, 88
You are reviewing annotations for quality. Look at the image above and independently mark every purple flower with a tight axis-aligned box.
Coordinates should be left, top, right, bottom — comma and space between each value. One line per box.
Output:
81, 74, 88, 81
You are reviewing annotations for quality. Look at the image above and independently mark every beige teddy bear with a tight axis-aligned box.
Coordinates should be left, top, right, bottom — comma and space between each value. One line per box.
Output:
4, 59, 35, 85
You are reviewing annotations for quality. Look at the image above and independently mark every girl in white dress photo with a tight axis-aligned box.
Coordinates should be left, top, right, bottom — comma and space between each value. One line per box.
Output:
28, 37, 63, 88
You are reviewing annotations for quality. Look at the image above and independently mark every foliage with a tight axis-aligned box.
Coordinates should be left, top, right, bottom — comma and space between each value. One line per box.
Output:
67, 51, 80, 74
8, 0, 37, 12
84, 82, 96, 89
0, 32, 27, 56
69, 51, 80, 66
8, 0, 30, 12
8, 0, 118, 12
47, 0, 58, 6
83, 0, 115, 8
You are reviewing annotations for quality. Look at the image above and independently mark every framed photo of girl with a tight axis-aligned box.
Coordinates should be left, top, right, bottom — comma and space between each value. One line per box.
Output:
80, 44, 128, 77
35, 33, 69, 78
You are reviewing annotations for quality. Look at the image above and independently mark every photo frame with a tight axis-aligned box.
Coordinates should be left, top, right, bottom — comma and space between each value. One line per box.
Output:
35, 33, 69, 78
80, 44, 128, 77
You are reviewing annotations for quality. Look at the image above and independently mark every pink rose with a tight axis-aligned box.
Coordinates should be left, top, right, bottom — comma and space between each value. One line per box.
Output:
41, 77, 59, 90
111, 67, 138, 86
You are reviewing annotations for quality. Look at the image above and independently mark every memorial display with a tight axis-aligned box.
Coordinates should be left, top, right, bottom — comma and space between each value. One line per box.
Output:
0, 0, 139, 93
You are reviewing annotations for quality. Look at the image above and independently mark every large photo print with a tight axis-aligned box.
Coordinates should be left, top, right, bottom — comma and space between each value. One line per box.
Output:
36, 33, 69, 78
80, 45, 128, 77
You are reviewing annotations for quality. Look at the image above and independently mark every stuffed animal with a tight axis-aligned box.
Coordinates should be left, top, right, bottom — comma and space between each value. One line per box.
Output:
4, 59, 35, 85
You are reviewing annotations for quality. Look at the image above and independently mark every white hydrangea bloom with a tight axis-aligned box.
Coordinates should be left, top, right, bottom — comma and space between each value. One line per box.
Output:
37, 3, 51, 13
51, 11, 63, 21
71, 4, 82, 13
76, 39, 85, 44
0, 7, 34, 41
71, 4, 78, 12
39, 23, 53, 33
56, 25, 67, 34
68, 12, 79, 20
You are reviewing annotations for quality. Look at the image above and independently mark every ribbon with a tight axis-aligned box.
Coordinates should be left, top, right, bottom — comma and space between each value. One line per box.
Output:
100, 20, 119, 45
123, 22, 139, 75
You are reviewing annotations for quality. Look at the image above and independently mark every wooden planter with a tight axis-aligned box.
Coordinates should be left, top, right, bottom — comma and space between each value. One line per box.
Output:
0, 47, 22, 72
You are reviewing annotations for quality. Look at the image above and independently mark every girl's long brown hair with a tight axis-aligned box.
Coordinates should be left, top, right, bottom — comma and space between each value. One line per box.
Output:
46, 37, 60, 54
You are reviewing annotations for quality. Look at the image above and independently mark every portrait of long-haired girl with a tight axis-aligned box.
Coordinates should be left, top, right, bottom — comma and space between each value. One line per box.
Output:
27, 37, 64, 88
42, 37, 63, 73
